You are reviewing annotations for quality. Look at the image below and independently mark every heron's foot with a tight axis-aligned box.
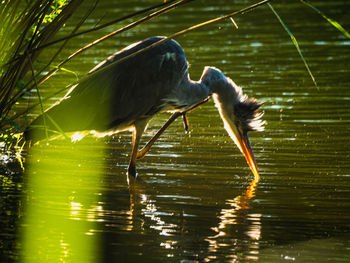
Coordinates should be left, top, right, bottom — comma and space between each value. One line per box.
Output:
182, 112, 189, 134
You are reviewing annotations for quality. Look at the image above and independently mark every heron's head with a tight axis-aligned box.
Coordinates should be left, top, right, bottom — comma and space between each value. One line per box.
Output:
201, 67, 265, 179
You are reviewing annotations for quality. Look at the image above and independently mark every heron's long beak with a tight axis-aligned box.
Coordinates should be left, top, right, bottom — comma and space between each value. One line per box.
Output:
238, 132, 260, 180
223, 121, 260, 180
213, 94, 261, 180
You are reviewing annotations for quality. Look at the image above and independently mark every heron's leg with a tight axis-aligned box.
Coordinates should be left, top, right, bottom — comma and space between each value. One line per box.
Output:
128, 120, 148, 177
137, 112, 182, 160
182, 113, 189, 134
180, 98, 210, 134
136, 98, 210, 160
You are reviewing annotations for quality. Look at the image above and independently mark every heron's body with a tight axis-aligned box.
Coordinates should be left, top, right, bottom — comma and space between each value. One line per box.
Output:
32, 37, 208, 138
26, 36, 264, 178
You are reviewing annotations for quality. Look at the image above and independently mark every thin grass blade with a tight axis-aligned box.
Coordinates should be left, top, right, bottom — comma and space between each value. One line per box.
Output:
57, 66, 79, 81
45, 114, 70, 141
268, 3, 317, 87
301, 0, 350, 39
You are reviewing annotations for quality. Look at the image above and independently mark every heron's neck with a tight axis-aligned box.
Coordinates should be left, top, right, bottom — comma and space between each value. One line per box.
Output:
200, 80, 234, 106
169, 76, 210, 111
199, 67, 238, 104
189, 79, 211, 101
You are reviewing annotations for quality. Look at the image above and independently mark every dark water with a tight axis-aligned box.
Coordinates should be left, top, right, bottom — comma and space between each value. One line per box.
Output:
1, 0, 350, 262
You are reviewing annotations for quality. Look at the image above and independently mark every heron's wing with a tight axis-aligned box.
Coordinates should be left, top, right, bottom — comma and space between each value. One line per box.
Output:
44, 37, 188, 132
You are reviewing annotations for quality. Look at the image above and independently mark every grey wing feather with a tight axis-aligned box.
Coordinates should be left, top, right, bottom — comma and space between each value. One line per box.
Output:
41, 36, 188, 133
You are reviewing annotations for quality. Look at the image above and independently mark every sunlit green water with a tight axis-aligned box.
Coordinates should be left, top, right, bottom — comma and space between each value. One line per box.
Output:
1, 0, 350, 262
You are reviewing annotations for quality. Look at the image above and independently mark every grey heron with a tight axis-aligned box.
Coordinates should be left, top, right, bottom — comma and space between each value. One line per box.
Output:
25, 36, 265, 179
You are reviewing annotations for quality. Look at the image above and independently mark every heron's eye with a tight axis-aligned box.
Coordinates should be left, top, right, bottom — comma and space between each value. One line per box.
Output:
234, 118, 243, 134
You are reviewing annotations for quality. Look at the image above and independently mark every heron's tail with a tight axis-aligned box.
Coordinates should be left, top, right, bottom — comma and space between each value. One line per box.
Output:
23, 96, 102, 144
24, 91, 110, 144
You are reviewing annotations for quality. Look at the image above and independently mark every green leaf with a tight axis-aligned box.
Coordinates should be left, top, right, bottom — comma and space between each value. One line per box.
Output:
268, 3, 317, 87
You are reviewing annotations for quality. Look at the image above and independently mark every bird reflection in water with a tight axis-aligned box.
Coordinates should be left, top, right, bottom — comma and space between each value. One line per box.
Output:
125, 175, 261, 260
127, 176, 178, 237
204, 177, 261, 262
